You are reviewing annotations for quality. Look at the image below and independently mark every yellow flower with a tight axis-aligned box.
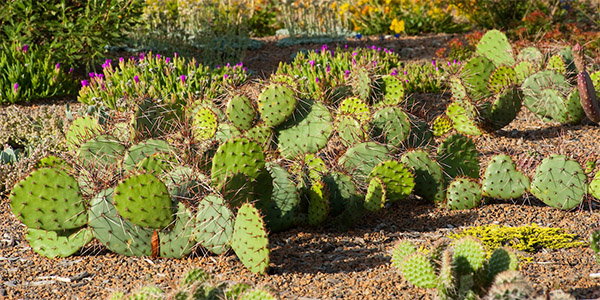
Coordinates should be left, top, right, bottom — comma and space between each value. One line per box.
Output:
390, 18, 405, 34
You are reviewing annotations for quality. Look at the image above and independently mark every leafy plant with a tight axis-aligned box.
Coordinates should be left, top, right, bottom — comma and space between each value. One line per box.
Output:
0, 41, 77, 104
0, 0, 144, 69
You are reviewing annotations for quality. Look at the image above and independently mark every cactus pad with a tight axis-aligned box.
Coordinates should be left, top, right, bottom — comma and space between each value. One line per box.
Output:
446, 100, 482, 136
194, 194, 234, 255
476, 30, 515, 67
227, 94, 256, 130
335, 115, 367, 146
487, 65, 516, 94
65, 116, 102, 152
546, 54, 567, 74
370, 107, 411, 147
123, 139, 171, 171
514, 61, 536, 83
461, 56, 495, 100
88, 188, 153, 256
231, 202, 270, 274
400, 150, 446, 204
308, 180, 329, 226
192, 105, 219, 142
486, 247, 519, 283
391, 240, 417, 269
244, 123, 273, 149
257, 84, 297, 127
479, 86, 522, 131
432, 115, 453, 136
364, 177, 386, 212
339, 142, 390, 182
338, 96, 370, 124
437, 133, 480, 180
256, 163, 299, 233
113, 173, 173, 229
159, 202, 195, 258
517, 47, 543, 66
25, 227, 93, 259
446, 177, 482, 210
211, 138, 266, 189
379, 75, 405, 106
78, 134, 125, 169
482, 154, 530, 200
530, 155, 586, 210
277, 100, 333, 158
368, 160, 415, 202
452, 237, 486, 273
132, 98, 181, 140
588, 169, 600, 200
10, 167, 87, 231
400, 252, 438, 289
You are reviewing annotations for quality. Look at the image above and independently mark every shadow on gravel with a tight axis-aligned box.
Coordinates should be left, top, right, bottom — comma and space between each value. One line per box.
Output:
495, 123, 596, 141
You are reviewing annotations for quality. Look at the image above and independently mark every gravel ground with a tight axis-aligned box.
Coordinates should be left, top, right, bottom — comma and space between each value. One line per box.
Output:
1, 33, 600, 299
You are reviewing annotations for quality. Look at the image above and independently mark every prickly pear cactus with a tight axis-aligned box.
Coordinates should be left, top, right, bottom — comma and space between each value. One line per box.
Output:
123, 139, 172, 172
231, 203, 270, 274
452, 237, 486, 274
432, 115, 453, 136
338, 96, 371, 125
257, 84, 297, 127
113, 173, 173, 229
277, 100, 333, 158
192, 105, 219, 142
530, 155, 586, 210
78, 134, 125, 169
482, 154, 530, 200
307, 180, 330, 226
400, 150, 446, 204
460, 56, 495, 100
370, 106, 412, 147
88, 188, 153, 257
446, 177, 482, 210
211, 138, 266, 189
25, 227, 93, 259
256, 163, 299, 233
65, 116, 102, 152
364, 177, 386, 212
446, 100, 483, 136
487, 66, 516, 94
478, 86, 522, 131
194, 194, 234, 255
485, 247, 519, 284
158, 202, 195, 258
226, 94, 256, 130
436, 133, 480, 180
10, 167, 87, 231
379, 75, 405, 106
400, 252, 438, 289
368, 160, 415, 203
335, 115, 367, 146
476, 30, 515, 67
339, 142, 391, 182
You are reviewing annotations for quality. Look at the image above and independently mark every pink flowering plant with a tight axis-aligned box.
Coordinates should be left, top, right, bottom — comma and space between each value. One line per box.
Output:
77, 52, 248, 111
0, 41, 77, 104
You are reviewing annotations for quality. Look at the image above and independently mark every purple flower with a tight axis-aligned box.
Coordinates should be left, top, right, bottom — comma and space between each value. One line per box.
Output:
139, 52, 146, 60
226, 63, 231, 68
309, 60, 315, 67
352, 52, 358, 57
216, 65, 220, 69
373, 61, 377, 67
13, 83, 18, 92
133, 75, 139, 84
55, 63, 60, 70
391, 69, 398, 76
326, 64, 331, 73
352, 58, 356, 67
224, 74, 229, 79
156, 54, 161, 59
345, 44, 348, 49
119, 57, 124, 64
22, 44, 28, 53
174, 52, 178, 58
81, 80, 89, 87
102, 59, 111, 69
432, 59, 436, 67
394, 33, 401, 38
69, 67, 74, 74
344, 70, 350, 78
166, 57, 171, 64
97, 74, 104, 80
89, 72, 96, 78
321, 44, 328, 53
180, 75, 187, 84
316, 77, 320, 83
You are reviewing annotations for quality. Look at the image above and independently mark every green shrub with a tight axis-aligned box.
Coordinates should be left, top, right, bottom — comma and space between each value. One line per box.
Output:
0, 41, 77, 104
0, 0, 144, 69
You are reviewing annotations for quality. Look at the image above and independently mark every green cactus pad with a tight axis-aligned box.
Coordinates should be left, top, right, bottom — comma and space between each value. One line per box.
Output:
135, 152, 175, 177
476, 30, 515, 67
338, 96, 370, 124
335, 115, 367, 146
192, 105, 219, 142
368, 160, 415, 202
452, 237, 486, 274
588, 169, 600, 200
113, 173, 173, 229
446, 177, 482, 210
461, 56, 495, 100
323, 172, 357, 217
479, 86, 522, 131
231, 202, 270, 274
352, 68, 372, 100
10, 167, 87, 231
132, 98, 181, 140
488, 66, 516, 94
514, 61, 537, 84
77, 134, 125, 169
482, 154, 530, 200
339, 142, 390, 182
308, 180, 329, 226
277, 100, 333, 158
391, 240, 417, 269
405, 118, 434, 149
227, 94, 256, 130
256, 163, 299, 233
379, 75, 405, 106
65, 116, 102, 152
211, 137, 266, 189
437, 133, 480, 180
194, 194, 234, 255
517, 47, 544, 66
446, 100, 483, 136
239, 288, 278, 300
546, 54, 567, 74
25, 227, 93, 259
364, 177, 386, 212
432, 115, 453, 136
522, 70, 578, 124
400, 252, 438, 289
530, 155, 586, 210
219, 172, 256, 208
214, 123, 242, 143
450, 76, 468, 100
123, 139, 171, 172
486, 247, 519, 283
89, 188, 153, 256
401, 150, 446, 204
35, 155, 69, 169
370, 106, 411, 147
257, 84, 297, 127
244, 123, 273, 149
159, 202, 195, 258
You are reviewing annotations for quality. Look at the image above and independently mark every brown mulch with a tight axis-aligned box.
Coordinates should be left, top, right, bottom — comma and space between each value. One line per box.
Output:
1, 33, 600, 300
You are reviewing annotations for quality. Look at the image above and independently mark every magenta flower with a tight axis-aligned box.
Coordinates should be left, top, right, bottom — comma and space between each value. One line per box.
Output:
55, 63, 60, 70
226, 63, 231, 68
89, 72, 96, 78
321, 44, 328, 53
166, 57, 171, 64
22, 44, 28, 53
391, 69, 398, 76
13, 83, 18, 92
69, 67, 74, 74
345, 44, 348, 49
156, 54, 161, 59
326, 64, 330, 73
119, 57, 124, 64
180, 75, 187, 84
316, 77, 320, 83
102, 59, 111, 69
133, 75, 139, 84
344, 70, 350, 78
432, 59, 436, 67
81, 80, 89, 87
174, 52, 178, 57
224, 74, 229, 79
309, 60, 315, 67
